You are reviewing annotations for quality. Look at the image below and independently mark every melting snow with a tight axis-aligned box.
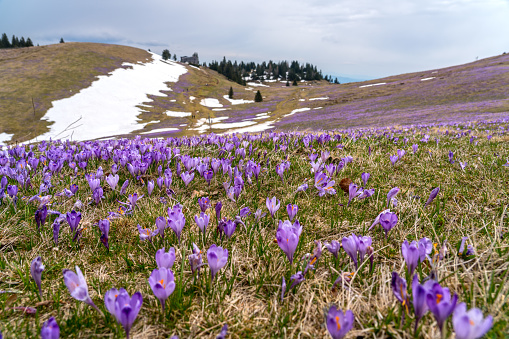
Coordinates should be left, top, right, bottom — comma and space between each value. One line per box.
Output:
309, 97, 328, 101
140, 127, 179, 134
247, 82, 269, 87
359, 82, 386, 88
28, 52, 187, 142
0, 132, 13, 145
164, 111, 192, 117
220, 121, 275, 134
200, 98, 223, 108
284, 107, 311, 117
421, 77, 435, 81
223, 95, 254, 105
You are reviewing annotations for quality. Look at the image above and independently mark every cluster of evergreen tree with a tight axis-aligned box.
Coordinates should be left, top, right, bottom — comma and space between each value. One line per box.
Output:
208, 58, 337, 86
0, 33, 34, 49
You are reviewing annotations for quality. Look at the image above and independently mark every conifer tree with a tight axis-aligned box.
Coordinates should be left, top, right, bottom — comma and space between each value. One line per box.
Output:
162, 49, 170, 60
286, 81, 290, 87
228, 86, 234, 99
292, 79, 298, 86
60, 38, 65, 43
0, 33, 9, 48
254, 90, 263, 102
26, 37, 33, 47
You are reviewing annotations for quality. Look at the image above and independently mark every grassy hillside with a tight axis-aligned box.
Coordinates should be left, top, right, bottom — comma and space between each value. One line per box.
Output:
1, 43, 508, 143
0, 43, 151, 142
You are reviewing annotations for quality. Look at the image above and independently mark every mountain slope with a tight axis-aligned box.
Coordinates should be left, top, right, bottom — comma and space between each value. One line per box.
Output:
1, 43, 508, 144
0, 43, 152, 142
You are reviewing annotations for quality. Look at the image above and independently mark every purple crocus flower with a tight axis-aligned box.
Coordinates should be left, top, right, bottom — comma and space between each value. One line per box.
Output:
180, 171, 194, 186
149, 267, 176, 312
239, 206, 251, 218
401, 240, 420, 276
216, 324, 228, 339
448, 151, 455, 164
391, 272, 408, 311
63, 266, 102, 314
92, 187, 103, 204
412, 274, 434, 334
295, 182, 308, 193
215, 201, 222, 221
98, 219, 110, 251
379, 211, 398, 238
198, 197, 211, 212
424, 187, 440, 207
137, 224, 158, 241
361, 172, 370, 187
289, 271, 305, 290
66, 210, 81, 235
106, 174, 119, 190
453, 302, 493, 339
40, 316, 59, 339
460, 161, 467, 170
458, 236, 475, 256
207, 244, 228, 281
224, 219, 236, 239
195, 212, 210, 234
105, 288, 142, 339
147, 180, 154, 196
389, 154, 399, 166
276, 220, 302, 265
30, 256, 44, 298
326, 306, 354, 339
266, 196, 280, 218
119, 180, 129, 195
155, 216, 166, 240
189, 243, 203, 276
342, 234, 359, 269
387, 187, 400, 208
70, 184, 79, 194
156, 247, 176, 269
348, 182, 360, 207
85, 174, 100, 192
325, 240, 341, 259
426, 282, 458, 334
35, 205, 48, 232
52, 221, 61, 245
127, 193, 142, 208
357, 188, 375, 200
7, 184, 17, 205
168, 210, 186, 244
287, 204, 298, 221
412, 144, 419, 154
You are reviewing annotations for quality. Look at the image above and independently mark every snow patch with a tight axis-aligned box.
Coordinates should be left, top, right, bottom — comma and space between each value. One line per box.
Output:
200, 98, 223, 108
140, 127, 179, 134
164, 111, 192, 118
220, 121, 275, 135
247, 82, 269, 87
0, 132, 13, 145
223, 95, 254, 105
212, 108, 230, 111
309, 97, 328, 101
421, 77, 435, 81
284, 107, 311, 117
27, 52, 187, 142
359, 82, 386, 88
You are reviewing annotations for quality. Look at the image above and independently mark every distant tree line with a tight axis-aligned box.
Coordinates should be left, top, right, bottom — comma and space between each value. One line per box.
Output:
207, 57, 339, 85
0, 33, 34, 49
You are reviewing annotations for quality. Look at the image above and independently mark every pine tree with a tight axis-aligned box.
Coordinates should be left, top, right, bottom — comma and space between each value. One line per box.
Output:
292, 79, 298, 86
162, 49, 170, 60
173, 54, 177, 61
286, 81, 290, 87
60, 38, 65, 43
254, 90, 263, 102
26, 37, 33, 47
0, 33, 9, 48
19, 37, 26, 47
228, 86, 234, 99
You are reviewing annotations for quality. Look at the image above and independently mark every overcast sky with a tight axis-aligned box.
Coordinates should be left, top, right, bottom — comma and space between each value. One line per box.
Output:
1, 0, 508, 79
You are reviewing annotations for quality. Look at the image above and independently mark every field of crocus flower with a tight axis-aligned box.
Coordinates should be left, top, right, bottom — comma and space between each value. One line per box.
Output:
0, 118, 508, 338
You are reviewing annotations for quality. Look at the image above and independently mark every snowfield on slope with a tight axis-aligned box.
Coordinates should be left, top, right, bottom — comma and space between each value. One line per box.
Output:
29, 53, 187, 142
